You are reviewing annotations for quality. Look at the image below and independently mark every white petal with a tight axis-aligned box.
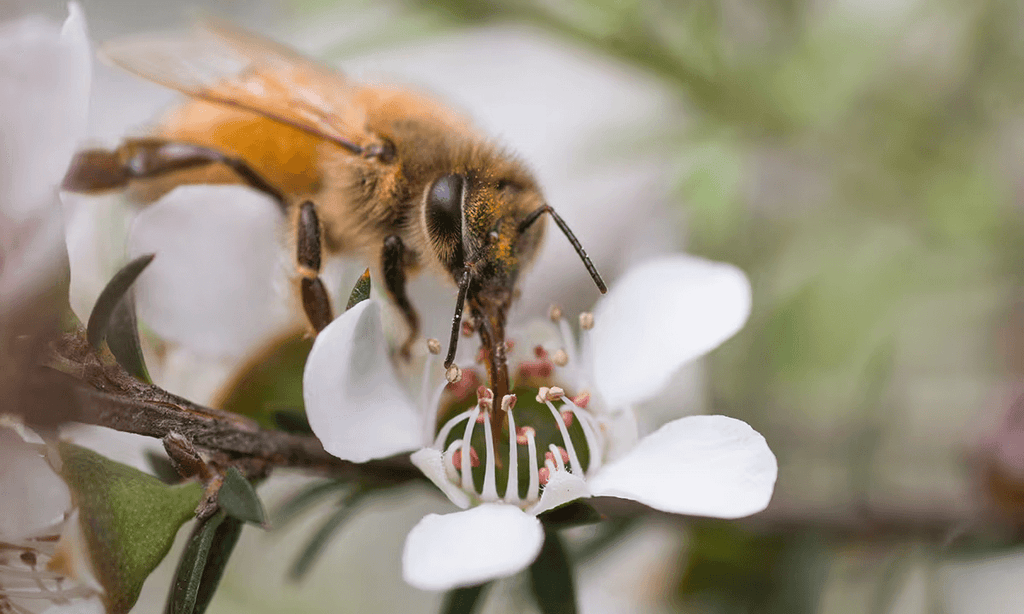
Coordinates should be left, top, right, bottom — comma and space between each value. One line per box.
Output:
590, 255, 751, 408
402, 505, 544, 591
0, 3, 90, 223
0, 426, 70, 537
410, 448, 471, 509
128, 185, 297, 359
303, 300, 424, 462
587, 415, 777, 518
527, 470, 590, 516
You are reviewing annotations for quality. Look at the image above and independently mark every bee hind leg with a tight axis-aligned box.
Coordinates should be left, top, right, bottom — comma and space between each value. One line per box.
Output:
382, 235, 420, 359
62, 138, 287, 210
297, 201, 334, 333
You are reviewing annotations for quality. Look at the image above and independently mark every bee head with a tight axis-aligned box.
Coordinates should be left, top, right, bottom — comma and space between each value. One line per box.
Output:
423, 170, 606, 380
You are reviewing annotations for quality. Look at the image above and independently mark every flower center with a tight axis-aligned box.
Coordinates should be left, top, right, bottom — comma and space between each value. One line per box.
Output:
433, 370, 603, 508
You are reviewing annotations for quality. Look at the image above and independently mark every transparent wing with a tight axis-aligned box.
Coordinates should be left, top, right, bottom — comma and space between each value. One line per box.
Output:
101, 20, 370, 154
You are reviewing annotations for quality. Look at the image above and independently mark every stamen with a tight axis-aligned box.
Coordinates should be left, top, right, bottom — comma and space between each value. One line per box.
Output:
552, 349, 569, 367
516, 426, 536, 446
547, 444, 568, 471
565, 401, 603, 472
548, 304, 562, 322
476, 386, 494, 413
571, 391, 590, 409
555, 313, 579, 366
426, 338, 442, 355
534, 345, 548, 359
445, 364, 462, 383
433, 409, 475, 449
480, 412, 499, 501
459, 406, 480, 492
538, 466, 551, 486
536, 387, 564, 403
501, 394, 517, 413
525, 428, 540, 502
579, 311, 594, 330
545, 401, 582, 474
443, 440, 462, 483
504, 404, 520, 503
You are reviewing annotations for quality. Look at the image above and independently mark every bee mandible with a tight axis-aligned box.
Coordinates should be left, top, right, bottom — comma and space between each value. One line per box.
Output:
62, 20, 606, 410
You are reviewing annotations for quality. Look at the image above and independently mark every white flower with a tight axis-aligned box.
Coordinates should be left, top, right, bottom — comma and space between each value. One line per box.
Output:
0, 2, 90, 318
0, 420, 104, 614
303, 254, 777, 591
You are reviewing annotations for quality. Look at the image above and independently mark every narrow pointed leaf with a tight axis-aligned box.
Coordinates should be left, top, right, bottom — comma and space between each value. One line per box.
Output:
165, 511, 243, 614
217, 468, 266, 526
345, 268, 371, 311
289, 490, 363, 581
86, 253, 154, 347
86, 254, 155, 382
106, 294, 151, 382
529, 530, 577, 614
441, 583, 490, 614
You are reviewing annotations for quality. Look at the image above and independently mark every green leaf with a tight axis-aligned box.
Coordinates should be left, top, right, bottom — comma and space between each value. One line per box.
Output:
441, 582, 490, 614
289, 490, 363, 581
273, 479, 349, 528
538, 500, 602, 529
165, 511, 243, 614
217, 468, 267, 526
57, 442, 202, 614
105, 294, 151, 383
86, 254, 154, 382
529, 529, 577, 614
345, 268, 371, 310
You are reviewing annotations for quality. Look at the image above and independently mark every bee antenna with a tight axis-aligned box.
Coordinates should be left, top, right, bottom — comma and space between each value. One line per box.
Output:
519, 205, 607, 293
444, 264, 473, 368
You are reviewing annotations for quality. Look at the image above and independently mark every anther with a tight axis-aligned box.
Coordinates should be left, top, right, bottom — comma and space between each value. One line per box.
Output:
516, 426, 536, 446
538, 466, 551, 486
501, 394, 517, 413
536, 386, 564, 403
534, 345, 548, 359
461, 320, 475, 336
445, 364, 462, 383
426, 338, 442, 355
561, 410, 574, 427
505, 339, 515, 352
451, 447, 480, 469
549, 304, 563, 322
545, 446, 571, 466
476, 386, 494, 412
579, 311, 594, 330
552, 349, 569, 366
572, 391, 590, 408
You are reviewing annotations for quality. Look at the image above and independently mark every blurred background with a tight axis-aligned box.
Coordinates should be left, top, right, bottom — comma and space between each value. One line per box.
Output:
7, 0, 1024, 611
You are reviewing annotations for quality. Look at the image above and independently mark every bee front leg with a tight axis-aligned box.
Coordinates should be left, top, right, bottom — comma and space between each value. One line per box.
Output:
297, 201, 334, 334
381, 235, 420, 359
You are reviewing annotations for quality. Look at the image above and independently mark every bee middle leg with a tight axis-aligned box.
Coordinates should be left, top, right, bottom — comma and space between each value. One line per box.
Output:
297, 201, 334, 333
382, 235, 419, 359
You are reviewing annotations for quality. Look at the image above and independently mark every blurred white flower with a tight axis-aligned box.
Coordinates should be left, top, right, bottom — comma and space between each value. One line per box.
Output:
0, 2, 90, 318
302, 255, 776, 590
0, 420, 104, 614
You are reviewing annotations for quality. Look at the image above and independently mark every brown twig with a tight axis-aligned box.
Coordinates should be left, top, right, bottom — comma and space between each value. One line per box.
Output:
34, 329, 421, 485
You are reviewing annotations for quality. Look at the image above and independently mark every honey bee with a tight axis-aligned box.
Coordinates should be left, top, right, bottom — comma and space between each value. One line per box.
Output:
62, 20, 605, 406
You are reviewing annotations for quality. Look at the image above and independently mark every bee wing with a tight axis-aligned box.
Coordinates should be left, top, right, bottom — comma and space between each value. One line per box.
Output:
101, 21, 371, 154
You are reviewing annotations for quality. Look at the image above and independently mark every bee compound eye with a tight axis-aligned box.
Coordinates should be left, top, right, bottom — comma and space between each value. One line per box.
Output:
426, 174, 465, 236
